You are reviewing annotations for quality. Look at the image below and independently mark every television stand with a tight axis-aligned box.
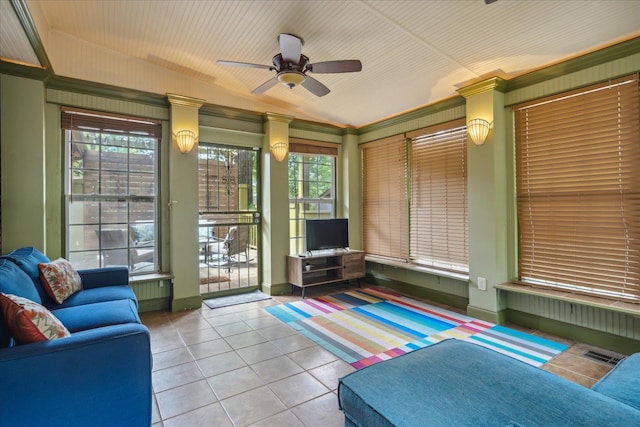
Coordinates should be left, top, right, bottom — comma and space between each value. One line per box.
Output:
286, 250, 365, 298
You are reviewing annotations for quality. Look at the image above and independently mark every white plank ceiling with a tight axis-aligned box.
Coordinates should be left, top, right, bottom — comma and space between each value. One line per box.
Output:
2, 0, 639, 127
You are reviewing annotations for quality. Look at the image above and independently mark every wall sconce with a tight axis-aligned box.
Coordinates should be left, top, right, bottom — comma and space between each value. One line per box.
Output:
174, 129, 198, 154
270, 141, 288, 162
467, 119, 491, 145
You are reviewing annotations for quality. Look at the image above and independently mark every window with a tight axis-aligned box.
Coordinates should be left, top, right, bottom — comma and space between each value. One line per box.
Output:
362, 119, 468, 274
288, 140, 337, 254
362, 135, 408, 261
408, 120, 468, 272
514, 74, 640, 302
62, 108, 161, 274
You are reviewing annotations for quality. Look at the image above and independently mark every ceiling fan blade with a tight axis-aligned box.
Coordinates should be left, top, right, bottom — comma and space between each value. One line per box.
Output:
279, 33, 302, 64
301, 76, 330, 97
217, 60, 273, 70
251, 78, 279, 94
308, 60, 362, 74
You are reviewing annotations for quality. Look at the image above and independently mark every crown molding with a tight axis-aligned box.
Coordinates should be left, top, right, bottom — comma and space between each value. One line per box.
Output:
358, 96, 466, 135
46, 75, 168, 108
199, 104, 264, 125
507, 36, 640, 91
0, 59, 50, 81
264, 112, 295, 124
166, 93, 205, 109
10, 0, 53, 71
290, 118, 343, 136
457, 77, 508, 98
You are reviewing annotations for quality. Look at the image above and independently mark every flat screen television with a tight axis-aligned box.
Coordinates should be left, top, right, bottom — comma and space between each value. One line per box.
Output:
305, 218, 349, 252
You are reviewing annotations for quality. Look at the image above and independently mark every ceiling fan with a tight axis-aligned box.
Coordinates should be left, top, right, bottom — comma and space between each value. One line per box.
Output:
217, 33, 362, 97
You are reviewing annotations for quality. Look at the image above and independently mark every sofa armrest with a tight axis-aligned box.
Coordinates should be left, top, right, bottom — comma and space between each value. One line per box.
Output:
78, 266, 130, 289
592, 353, 640, 410
0, 323, 152, 427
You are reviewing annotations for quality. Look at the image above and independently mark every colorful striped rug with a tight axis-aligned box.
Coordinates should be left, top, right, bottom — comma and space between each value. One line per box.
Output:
265, 287, 568, 369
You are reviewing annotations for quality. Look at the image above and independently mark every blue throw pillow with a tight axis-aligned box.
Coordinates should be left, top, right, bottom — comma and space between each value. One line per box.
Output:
4, 247, 51, 303
0, 258, 41, 303
0, 258, 42, 347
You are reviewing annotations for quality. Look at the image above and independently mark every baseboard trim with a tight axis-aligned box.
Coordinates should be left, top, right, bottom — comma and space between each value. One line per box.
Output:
263, 282, 291, 296
505, 309, 640, 354
171, 295, 203, 312
466, 305, 505, 324
138, 298, 170, 313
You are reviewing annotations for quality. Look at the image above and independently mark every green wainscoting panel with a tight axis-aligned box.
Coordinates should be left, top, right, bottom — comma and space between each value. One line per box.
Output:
506, 309, 640, 355
131, 279, 172, 313
366, 275, 469, 310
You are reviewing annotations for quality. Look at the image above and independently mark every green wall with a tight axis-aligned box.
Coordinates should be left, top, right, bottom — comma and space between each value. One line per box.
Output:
1, 38, 639, 351
0, 74, 46, 250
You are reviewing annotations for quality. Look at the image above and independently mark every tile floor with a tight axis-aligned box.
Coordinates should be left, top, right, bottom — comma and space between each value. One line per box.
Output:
142, 285, 628, 427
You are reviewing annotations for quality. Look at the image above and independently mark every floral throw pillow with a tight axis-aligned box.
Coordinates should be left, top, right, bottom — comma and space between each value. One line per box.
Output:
0, 293, 70, 344
38, 258, 83, 304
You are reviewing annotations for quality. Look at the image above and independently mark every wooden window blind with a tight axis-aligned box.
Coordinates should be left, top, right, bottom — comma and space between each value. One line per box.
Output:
289, 138, 338, 156
61, 107, 162, 138
408, 119, 468, 272
514, 74, 640, 302
362, 135, 408, 261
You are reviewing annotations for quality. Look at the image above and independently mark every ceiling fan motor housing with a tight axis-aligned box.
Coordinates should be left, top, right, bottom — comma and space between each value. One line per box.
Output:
218, 33, 361, 96
272, 53, 309, 88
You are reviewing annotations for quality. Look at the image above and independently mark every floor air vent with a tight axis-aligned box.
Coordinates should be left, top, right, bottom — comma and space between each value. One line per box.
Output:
582, 350, 624, 366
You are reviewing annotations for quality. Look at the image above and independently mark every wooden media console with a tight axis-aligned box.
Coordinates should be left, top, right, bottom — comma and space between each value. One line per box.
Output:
286, 250, 365, 298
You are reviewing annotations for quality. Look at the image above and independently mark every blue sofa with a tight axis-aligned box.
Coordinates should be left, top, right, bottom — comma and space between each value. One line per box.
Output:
338, 339, 640, 426
0, 247, 152, 427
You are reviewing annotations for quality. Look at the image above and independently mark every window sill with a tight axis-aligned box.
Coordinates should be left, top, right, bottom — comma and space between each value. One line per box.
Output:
130, 272, 174, 284
496, 282, 640, 317
365, 255, 469, 282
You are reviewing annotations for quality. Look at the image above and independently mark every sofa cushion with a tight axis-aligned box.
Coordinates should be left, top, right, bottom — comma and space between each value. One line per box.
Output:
52, 299, 141, 332
338, 339, 640, 427
77, 266, 130, 289
49, 285, 137, 310
0, 259, 43, 347
4, 246, 51, 303
592, 352, 640, 410
38, 258, 83, 304
0, 258, 41, 304
0, 293, 70, 344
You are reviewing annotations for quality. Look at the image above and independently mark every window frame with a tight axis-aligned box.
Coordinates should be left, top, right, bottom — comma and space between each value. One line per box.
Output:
62, 107, 161, 275
287, 140, 338, 255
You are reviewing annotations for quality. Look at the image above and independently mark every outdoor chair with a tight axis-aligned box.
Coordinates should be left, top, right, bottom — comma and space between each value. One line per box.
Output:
206, 225, 250, 269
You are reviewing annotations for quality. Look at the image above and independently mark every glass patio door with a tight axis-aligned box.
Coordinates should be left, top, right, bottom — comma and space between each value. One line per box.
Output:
197, 144, 260, 297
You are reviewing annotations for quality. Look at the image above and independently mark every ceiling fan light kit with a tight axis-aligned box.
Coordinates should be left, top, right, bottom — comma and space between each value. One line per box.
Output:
217, 33, 362, 97
277, 71, 305, 88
